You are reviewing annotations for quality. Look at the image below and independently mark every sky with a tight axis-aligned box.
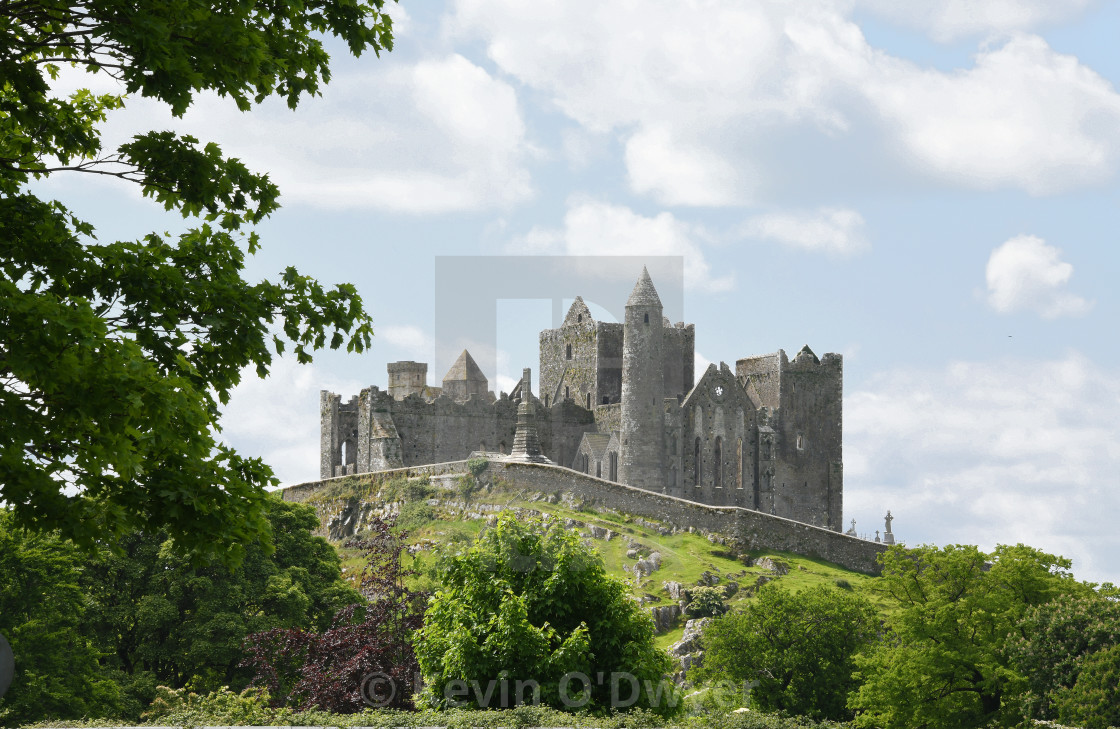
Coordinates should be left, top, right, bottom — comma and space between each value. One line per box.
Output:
44, 0, 1120, 585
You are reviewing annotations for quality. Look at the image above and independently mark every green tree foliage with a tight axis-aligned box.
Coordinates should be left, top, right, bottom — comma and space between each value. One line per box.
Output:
1054, 642, 1120, 729
415, 513, 675, 714
850, 543, 1088, 729
79, 498, 360, 706
683, 586, 728, 619
0, 509, 123, 724
696, 584, 877, 720
1004, 591, 1120, 721
1, 0, 394, 565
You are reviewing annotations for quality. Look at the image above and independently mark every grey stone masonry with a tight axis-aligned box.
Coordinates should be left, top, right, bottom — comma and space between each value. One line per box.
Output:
319, 266, 850, 532
619, 266, 665, 492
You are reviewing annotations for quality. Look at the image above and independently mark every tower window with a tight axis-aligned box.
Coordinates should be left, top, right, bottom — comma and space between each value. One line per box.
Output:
565, 386, 570, 399
796, 433, 804, 450
714, 437, 723, 489
586, 392, 591, 408
566, 343, 572, 360
644, 313, 649, 324
694, 438, 701, 486
577, 314, 582, 323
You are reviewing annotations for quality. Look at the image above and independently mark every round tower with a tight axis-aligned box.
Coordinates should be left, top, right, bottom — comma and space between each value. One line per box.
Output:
620, 267, 665, 491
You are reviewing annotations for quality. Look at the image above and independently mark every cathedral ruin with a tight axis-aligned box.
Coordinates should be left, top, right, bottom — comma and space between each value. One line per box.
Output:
320, 268, 843, 531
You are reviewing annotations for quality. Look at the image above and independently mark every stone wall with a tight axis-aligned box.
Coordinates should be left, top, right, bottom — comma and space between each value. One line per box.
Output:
283, 460, 885, 574
490, 461, 885, 574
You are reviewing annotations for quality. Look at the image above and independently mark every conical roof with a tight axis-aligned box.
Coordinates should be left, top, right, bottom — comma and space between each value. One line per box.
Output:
626, 266, 662, 308
442, 349, 488, 383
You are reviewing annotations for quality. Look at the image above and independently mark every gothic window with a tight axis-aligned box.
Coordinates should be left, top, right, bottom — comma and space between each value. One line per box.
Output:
714, 437, 723, 489
566, 343, 572, 360
340, 441, 348, 465
737, 438, 744, 489
544, 395, 549, 408
644, 313, 649, 324
586, 393, 591, 408
596, 461, 602, 478
694, 438, 701, 486
609, 452, 618, 482
714, 385, 724, 397
565, 386, 570, 400
577, 314, 582, 323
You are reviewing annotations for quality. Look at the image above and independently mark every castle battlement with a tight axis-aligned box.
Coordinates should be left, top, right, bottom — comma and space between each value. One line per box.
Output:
320, 269, 843, 531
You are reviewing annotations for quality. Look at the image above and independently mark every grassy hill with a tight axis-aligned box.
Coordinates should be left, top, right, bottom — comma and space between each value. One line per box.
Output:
295, 465, 888, 649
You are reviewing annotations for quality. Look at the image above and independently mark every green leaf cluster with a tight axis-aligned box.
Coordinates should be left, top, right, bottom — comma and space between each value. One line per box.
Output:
415, 513, 676, 715
696, 583, 877, 720
1, 0, 395, 564
0, 510, 124, 724
849, 543, 1088, 729
0, 499, 359, 724
1004, 590, 1120, 725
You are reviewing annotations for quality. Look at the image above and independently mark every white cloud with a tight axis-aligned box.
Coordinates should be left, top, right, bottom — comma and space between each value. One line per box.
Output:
626, 126, 746, 206
510, 200, 734, 292
864, 36, 1120, 195
379, 325, 434, 360
847, 353, 1120, 584
220, 358, 363, 486
853, 0, 1098, 42
986, 235, 1092, 319
450, 1, 1120, 199
740, 207, 868, 255
59, 54, 532, 213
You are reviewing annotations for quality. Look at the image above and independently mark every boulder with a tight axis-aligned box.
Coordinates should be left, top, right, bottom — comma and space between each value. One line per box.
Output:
755, 557, 790, 575
650, 603, 681, 634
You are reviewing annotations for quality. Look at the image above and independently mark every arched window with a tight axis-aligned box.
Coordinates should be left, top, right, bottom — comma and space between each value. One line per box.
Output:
694, 438, 701, 486
586, 392, 591, 408
609, 452, 618, 482
736, 438, 744, 489
565, 386, 570, 400
544, 395, 549, 408
714, 437, 723, 489
566, 343, 572, 360
643, 313, 649, 324
596, 461, 602, 478
577, 314, 582, 323
340, 441, 348, 465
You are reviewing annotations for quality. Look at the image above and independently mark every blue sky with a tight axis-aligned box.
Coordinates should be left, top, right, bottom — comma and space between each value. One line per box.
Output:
46, 0, 1120, 584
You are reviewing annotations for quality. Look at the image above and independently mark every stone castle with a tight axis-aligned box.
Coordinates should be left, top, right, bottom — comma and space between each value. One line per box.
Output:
321, 268, 843, 531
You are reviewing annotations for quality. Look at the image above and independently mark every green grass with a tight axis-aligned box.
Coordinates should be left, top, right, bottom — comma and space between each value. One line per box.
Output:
323, 472, 889, 635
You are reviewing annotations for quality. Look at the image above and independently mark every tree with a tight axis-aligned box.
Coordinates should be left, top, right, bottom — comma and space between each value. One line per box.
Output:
1004, 590, 1120, 722
1, 0, 394, 565
695, 583, 877, 720
849, 543, 1089, 729
1054, 643, 1120, 729
414, 513, 675, 715
79, 497, 360, 706
243, 516, 427, 712
0, 509, 123, 724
